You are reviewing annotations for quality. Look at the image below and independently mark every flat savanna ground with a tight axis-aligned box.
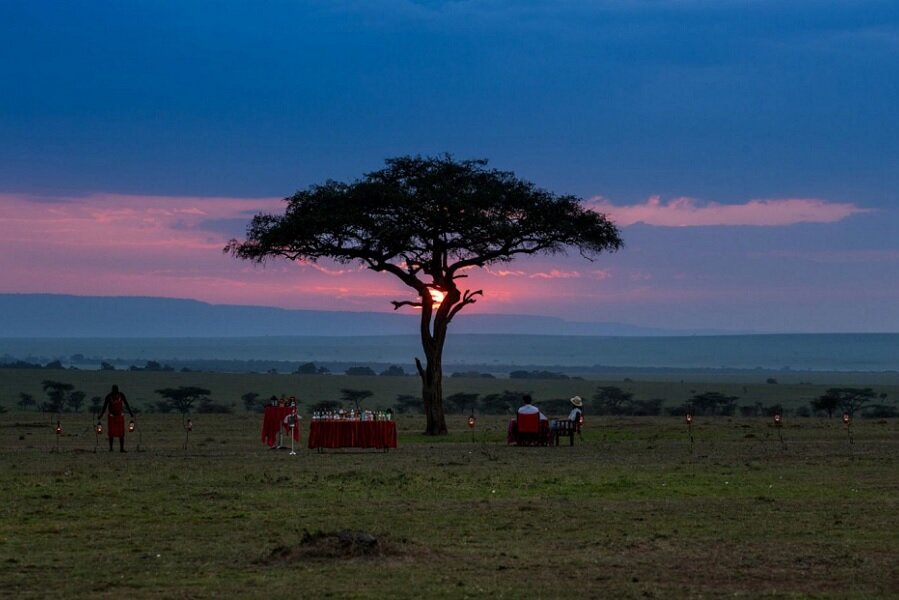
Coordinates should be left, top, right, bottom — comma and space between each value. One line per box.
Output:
1, 411, 897, 599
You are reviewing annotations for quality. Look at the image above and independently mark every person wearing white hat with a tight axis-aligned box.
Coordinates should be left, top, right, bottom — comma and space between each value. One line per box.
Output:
568, 396, 584, 423
550, 396, 584, 441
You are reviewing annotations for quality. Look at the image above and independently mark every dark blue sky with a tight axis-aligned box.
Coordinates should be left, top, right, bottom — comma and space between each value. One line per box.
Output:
2, 1, 898, 332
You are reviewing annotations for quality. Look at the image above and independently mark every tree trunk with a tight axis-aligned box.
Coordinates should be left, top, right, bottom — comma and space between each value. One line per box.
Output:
420, 351, 448, 435
418, 312, 448, 436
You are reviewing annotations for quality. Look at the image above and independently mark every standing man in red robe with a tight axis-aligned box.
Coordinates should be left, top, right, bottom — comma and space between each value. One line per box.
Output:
97, 384, 134, 452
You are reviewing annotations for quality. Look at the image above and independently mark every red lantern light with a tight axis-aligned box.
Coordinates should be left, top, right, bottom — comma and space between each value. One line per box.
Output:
773, 413, 782, 426
685, 413, 694, 425
55, 421, 62, 435
128, 420, 135, 433
842, 412, 850, 425
96, 422, 103, 435
578, 413, 584, 426
467, 415, 476, 428
186, 419, 193, 432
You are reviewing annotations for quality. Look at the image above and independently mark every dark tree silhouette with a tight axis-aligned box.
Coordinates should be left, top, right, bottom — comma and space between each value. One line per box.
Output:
687, 391, 739, 416
241, 392, 262, 413
66, 390, 85, 413
226, 155, 622, 434
18, 392, 37, 411
41, 380, 74, 413
593, 386, 634, 415
813, 388, 877, 417
340, 389, 374, 411
155, 386, 211, 414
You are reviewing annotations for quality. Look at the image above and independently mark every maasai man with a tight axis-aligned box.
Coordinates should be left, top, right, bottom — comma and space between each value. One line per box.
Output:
97, 384, 134, 452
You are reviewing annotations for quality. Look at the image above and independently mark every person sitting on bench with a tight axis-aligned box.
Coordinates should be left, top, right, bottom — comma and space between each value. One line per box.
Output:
517, 394, 548, 422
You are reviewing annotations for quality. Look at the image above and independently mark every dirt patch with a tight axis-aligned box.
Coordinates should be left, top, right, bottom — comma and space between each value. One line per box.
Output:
261, 530, 418, 564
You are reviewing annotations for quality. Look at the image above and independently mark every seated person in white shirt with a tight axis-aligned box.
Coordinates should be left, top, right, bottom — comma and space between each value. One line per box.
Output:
517, 394, 548, 421
551, 396, 583, 429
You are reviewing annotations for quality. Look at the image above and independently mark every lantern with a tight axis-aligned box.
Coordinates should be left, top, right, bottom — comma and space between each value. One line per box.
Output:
55, 421, 62, 435
467, 414, 476, 428
128, 420, 135, 433
842, 412, 850, 425
578, 413, 584, 426
186, 419, 193, 432
685, 413, 694, 425
96, 422, 103, 435
773, 413, 782, 426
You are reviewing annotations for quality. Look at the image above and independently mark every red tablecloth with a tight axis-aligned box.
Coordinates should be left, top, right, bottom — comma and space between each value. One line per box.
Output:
261, 406, 300, 447
308, 420, 397, 450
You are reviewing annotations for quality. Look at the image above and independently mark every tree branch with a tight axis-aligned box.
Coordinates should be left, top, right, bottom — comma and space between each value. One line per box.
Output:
391, 300, 422, 310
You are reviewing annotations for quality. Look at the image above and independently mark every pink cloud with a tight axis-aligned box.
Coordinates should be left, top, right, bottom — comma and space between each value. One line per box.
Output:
529, 269, 581, 280
588, 196, 869, 227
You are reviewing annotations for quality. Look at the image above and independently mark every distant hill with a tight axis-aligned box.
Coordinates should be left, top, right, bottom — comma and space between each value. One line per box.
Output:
0, 293, 679, 338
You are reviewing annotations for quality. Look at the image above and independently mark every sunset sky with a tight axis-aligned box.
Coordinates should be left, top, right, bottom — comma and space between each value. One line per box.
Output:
1, 1, 898, 333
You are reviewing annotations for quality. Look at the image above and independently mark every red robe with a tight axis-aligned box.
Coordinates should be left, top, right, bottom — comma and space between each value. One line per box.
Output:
107, 394, 126, 438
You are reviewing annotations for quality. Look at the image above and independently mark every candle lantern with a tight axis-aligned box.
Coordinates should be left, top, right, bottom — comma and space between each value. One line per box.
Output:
685, 413, 694, 425
467, 414, 476, 428
842, 412, 850, 425
186, 419, 193, 432
96, 422, 103, 435
773, 413, 782, 426
55, 421, 62, 435
128, 420, 135, 433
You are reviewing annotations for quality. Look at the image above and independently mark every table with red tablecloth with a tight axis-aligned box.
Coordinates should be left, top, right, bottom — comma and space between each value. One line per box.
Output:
308, 420, 397, 450
261, 406, 301, 447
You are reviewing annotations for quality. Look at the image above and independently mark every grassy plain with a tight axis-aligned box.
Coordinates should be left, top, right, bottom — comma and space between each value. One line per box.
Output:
1, 407, 897, 599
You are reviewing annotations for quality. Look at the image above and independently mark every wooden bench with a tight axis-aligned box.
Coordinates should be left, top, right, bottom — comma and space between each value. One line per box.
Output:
553, 419, 581, 446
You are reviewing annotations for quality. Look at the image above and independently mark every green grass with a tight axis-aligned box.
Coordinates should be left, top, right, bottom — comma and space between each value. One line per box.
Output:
1, 411, 897, 599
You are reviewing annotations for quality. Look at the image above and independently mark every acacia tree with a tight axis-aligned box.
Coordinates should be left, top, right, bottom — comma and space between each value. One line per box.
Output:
226, 155, 622, 434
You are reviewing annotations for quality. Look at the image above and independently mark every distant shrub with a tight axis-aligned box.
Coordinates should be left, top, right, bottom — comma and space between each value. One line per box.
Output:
861, 404, 899, 418
393, 394, 422, 414
379, 365, 405, 376
196, 399, 233, 414
629, 398, 664, 416
345, 366, 376, 376
0, 360, 44, 369
450, 371, 495, 379
766, 378, 778, 384
311, 400, 341, 412
480, 391, 522, 415
509, 370, 568, 380
687, 392, 739, 416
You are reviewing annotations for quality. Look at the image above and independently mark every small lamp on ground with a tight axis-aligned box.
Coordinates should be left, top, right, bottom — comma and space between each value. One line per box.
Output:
843, 412, 853, 446
773, 413, 785, 449
128, 420, 135, 433
685, 412, 695, 453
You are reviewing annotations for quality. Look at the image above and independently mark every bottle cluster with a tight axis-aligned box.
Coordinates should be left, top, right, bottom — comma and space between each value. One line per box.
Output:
312, 409, 392, 421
